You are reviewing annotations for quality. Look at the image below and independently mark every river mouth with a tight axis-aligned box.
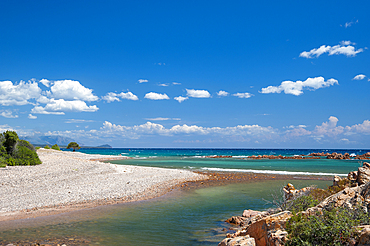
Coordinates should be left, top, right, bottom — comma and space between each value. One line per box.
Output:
0, 179, 330, 246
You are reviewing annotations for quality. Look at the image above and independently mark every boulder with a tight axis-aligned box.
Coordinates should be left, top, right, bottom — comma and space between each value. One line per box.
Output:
356, 225, 370, 246
357, 163, 370, 185
267, 229, 288, 246
333, 175, 342, 186
226, 216, 246, 226
228, 211, 291, 246
348, 171, 358, 182
242, 210, 262, 218
218, 235, 256, 246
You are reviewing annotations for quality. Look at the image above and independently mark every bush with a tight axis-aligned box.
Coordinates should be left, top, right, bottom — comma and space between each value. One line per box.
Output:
286, 206, 370, 245
12, 145, 42, 166
0, 156, 6, 168
3, 131, 19, 154
51, 144, 60, 150
288, 195, 319, 214
44, 145, 50, 149
16, 140, 36, 152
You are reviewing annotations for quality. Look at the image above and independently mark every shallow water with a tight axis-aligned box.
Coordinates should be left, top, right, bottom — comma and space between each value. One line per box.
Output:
0, 179, 330, 245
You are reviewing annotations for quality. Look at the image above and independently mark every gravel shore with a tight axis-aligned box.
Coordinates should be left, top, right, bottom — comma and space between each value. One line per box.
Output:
0, 149, 207, 221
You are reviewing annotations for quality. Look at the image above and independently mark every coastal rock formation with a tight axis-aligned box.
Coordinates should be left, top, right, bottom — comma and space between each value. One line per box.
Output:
282, 183, 314, 201
219, 235, 256, 246
358, 162, 370, 185
357, 225, 370, 246
308, 152, 370, 160
226, 211, 291, 246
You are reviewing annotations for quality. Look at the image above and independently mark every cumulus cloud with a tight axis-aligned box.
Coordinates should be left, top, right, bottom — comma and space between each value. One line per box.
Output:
174, 96, 188, 103
144, 92, 170, 100
299, 41, 363, 58
186, 89, 211, 98
0, 110, 18, 118
31, 99, 99, 115
314, 116, 344, 137
260, 77, 338, 96
102, 91, 139, 102
345, 120, 370, 134
352, 74, 366, 80
217, 90, 229, 96
39, 79, 51, 87
28, 114, 37, 119
233, 92, 253, 98
0, 80, 41, 106
138, 79, 148, 83
47, 80, 99, 102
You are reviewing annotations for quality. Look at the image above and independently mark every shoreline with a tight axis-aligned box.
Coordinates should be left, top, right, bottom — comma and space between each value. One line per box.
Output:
0, 149, 332, 223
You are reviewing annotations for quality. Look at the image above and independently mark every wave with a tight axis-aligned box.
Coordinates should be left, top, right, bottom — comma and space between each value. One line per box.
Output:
200, 167, 347, 176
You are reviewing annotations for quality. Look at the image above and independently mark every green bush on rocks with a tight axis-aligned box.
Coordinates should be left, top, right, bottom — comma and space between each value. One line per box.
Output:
51, 144, 60, 150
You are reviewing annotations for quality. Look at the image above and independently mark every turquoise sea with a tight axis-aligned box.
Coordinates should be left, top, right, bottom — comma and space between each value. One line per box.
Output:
0, 148, 369, 245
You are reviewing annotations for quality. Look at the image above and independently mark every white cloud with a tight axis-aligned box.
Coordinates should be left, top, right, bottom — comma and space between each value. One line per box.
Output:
174, 96, 188, 103
28, 114, 37, 119
0, 110, 18, 118
352, 74, 366, 80
233, 92, 253, 98
65, 119, 94, 123
158, 83, 169, 87
186, 89, 211, 98
102, 91, 139, 102
102, 92, 120, 103
299, 41, 363, 58
119, 91, 138, 100
138, 79, 149, 83
217, 90, 229, 96
342, 20, 358, 28
0, 80, 41, 106
314, 116, 344, 137
39, 79, 51, 87
144, 92, 170, 100
31, 99, 99, 115
260, 77, 338, 96
345, 120, 370, 134
47, 80, 99, 102
172, 82, 181, 85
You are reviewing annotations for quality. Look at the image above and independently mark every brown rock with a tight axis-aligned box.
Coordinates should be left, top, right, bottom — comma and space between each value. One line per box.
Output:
333, 175, 342, 186
218, 235, 256, 246
356, 225, 370, 246
243, 211, 292, 246
348, 171, 358, 182
226, 216, 246, 226
267, 229, 288, 246
357, 165, 370, 185
242, 210, 262, 218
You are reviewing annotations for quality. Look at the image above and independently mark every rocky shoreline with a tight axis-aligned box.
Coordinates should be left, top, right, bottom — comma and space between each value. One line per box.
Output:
219, 161, 370, 246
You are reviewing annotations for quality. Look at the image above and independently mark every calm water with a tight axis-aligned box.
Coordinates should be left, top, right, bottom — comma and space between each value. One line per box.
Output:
0, 148, 368, 245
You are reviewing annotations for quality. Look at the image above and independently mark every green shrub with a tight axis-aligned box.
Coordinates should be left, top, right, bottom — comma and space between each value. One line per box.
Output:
16, 140, 36, 152
12, 145, 42, 166
44, 145, 50, 149
288, 195, 319, 214
0, 156, 6, 168
3, 131, 19, 154
286, 206, 370, 245
6, 157, 16, 166
35, 146, 41, 149
51, 144, 60, 150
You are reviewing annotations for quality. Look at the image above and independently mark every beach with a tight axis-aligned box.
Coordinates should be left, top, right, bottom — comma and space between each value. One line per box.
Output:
0, 149, 207, 221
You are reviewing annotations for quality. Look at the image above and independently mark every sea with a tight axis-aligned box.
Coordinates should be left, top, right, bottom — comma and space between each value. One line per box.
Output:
0, 148, 369, 245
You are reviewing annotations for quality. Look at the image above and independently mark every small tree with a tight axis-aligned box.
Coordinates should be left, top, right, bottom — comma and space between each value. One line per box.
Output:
67, 142, 80, 152
51, 144, 60, 150
4, 131, 19, 154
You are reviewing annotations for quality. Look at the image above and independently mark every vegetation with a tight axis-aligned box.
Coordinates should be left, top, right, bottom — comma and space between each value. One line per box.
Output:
0, 131, 41, 167
286, 206, 370, 245
51, 144, 60, 150
67, 142, 80, 152
282, 179, 368, 245
44, 145, 50, 149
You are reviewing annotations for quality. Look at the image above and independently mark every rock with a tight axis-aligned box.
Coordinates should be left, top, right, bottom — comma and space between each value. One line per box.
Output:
267, 229, 288, 246
356, 225, 370, 246
218, 235, 256, 246
333, 175, 342, 186
242, 210, 262, 218
226, 216, 246, 226
348, 171, 358, 182
283, 183, 314, 201
357, 162, 370, 185
228, 211, 291, 246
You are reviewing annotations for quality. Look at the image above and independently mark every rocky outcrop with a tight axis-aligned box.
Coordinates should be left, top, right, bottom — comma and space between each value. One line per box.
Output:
218, 235, 256, 246
226, 211, 291, 246
356, 225, 370, 246
308, 152, 370, 160
282, 183, 314, 201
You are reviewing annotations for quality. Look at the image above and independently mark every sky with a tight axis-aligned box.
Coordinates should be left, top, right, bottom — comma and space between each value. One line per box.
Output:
0, 0, 369, 148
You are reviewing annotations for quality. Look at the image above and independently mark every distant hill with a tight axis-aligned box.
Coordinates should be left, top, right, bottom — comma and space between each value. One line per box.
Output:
23, 135, 79, 146
96, 144, 112, 148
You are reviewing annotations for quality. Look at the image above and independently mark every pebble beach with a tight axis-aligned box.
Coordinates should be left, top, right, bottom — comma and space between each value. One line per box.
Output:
0, 149, 207, 221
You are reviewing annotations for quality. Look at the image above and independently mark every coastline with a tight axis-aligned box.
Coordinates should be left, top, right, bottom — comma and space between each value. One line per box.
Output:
0, 149, 332, 223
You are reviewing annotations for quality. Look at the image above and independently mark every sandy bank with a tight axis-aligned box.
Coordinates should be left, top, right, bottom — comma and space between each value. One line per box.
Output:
0, 149, 207, 221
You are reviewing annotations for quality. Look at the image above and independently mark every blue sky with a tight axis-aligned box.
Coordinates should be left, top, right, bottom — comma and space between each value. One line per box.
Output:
0, 0, 369, 148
